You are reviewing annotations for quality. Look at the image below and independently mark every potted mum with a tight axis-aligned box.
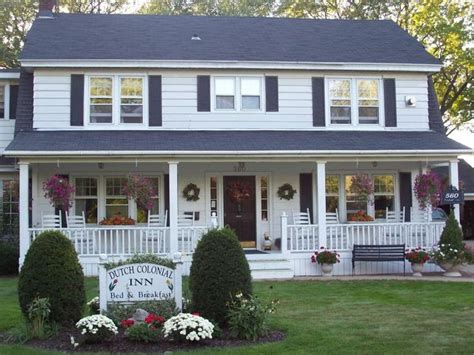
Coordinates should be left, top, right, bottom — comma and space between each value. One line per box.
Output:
405, 248, 430, 276
311, 247, 340, 276
431, 212, 465, 277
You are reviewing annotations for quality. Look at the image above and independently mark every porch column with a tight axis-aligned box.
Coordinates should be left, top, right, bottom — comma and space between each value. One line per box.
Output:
19, 162, 30, 267
168, 161, 179, 257
449, 159, 461, 223
316, 161, 327, 248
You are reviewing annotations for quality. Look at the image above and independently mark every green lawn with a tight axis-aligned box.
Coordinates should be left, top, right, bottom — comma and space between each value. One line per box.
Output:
1, 277, 473, 354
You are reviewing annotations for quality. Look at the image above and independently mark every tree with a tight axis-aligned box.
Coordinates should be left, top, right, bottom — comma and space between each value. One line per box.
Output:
140, 0, 275, 17
59, 0, 129, 14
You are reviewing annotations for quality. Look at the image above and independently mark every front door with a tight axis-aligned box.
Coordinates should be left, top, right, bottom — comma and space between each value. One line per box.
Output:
223, 176, 256, 248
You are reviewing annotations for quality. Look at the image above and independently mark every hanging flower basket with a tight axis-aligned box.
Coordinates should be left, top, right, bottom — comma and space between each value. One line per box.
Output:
226, 181, 251, 204
349, 174, 374, 204
414, 170, 442, 209
42, 175, 75, 211
122, 174, 156, 211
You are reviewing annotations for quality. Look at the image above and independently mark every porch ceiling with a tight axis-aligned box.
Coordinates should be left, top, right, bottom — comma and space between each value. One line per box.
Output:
5, 130, 471, 159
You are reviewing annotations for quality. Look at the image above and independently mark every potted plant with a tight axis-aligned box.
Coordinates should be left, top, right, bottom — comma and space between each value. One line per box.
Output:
349, 174, 374, 204
414, 170, 442, 209
262, 232, 272, 251
405, 248, 430, 276
42, 175, 75, 216
122, 174, 156, 212
311, 247, 340, 276
348, 210, 374, 223
431, 212, 465, 277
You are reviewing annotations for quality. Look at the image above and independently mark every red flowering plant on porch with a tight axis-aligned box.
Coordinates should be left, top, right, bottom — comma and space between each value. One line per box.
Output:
42, 174, 75, 211
99, 215, 136, 225
349, 174, 374, 204
405, 248, 430, 264
122, 173, 156, 211
414, 170, 442, 209
348, 210, 374, 222
311, 247, 340, 265
226, 181, 251, 204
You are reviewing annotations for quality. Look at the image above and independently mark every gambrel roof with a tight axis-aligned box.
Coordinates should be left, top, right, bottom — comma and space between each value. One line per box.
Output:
21, 14, 439, 65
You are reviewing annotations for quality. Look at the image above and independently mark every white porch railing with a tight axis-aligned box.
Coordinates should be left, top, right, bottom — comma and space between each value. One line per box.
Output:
286, 221, 445, 252
29, 225, 209, 257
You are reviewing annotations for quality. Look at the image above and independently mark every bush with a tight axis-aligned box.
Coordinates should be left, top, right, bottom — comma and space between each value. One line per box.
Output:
439, 211, 464, 251
189, 228, 252, 326
76, 315, 118, 343
18, 231, 85, 324
0, 241, 19, 275
163, 313, 214, 342
227, 293, 278, 340
125, 323, 161, 343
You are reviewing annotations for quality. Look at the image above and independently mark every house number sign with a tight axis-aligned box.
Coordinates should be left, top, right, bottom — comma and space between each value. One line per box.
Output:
99, 260, 182, 312
441, 185, 464, 205
233, 162, 247, 172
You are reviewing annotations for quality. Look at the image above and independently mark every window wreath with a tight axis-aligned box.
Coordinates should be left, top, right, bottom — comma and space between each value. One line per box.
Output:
182, 183, 200, 201
277, 183, 297, 200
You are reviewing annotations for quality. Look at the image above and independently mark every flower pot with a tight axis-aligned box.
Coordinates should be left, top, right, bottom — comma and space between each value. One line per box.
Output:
321, 263, 334, 277
439, 262, 463, 277
411, 263, 424, 277
263, 238, 272, 251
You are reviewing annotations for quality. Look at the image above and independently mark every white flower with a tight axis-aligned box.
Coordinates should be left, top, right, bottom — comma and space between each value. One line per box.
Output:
163, 313, 214, 342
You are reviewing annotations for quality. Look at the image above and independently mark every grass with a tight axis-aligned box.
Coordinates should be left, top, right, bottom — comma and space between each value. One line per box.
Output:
0, 277, 473, 354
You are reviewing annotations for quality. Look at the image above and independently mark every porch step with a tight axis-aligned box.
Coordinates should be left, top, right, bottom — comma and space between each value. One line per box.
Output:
248, 258, 294, 280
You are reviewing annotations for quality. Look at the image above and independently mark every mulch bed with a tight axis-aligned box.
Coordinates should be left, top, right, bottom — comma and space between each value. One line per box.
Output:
11, 328, 284, 353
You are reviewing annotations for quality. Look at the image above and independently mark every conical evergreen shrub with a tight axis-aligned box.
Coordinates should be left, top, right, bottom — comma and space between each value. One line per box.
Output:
18, 231, 85, 324
439, 210, 464, 251
189, 227, 252, 326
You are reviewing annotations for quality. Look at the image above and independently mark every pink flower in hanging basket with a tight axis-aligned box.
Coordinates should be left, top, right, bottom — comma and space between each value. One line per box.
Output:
122, 174, 156, 211
414, 171, 442, 209
42, 175, 75, 211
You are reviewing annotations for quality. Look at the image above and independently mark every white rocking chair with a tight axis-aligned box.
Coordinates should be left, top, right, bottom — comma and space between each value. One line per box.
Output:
292, 208, 311, 225
326, 209, 340, 224
410, 207, 431, 223
41, 213, 62, 229
386, 207, 406, 223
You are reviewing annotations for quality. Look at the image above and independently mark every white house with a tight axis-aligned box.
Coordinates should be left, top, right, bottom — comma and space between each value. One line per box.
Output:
3, 0, 472, 278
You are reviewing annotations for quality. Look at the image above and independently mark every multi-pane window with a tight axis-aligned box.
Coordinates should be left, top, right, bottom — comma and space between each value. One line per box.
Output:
261, 176, 268, 221
373, 175, 394, 219
75, 178, 98, 223
0, 85, 4, 119
89, 77, 113, 123
329, 79, 352, 124
1, 180, 19, 234
241, 78, 261, 110
120, 77, 143, 123
136, 177, 160, 223
105, 178, 129, 218
215, 77, 235, 109
345, 175, 368, 220
325, 175, 339, 213
358, 80, 379, 124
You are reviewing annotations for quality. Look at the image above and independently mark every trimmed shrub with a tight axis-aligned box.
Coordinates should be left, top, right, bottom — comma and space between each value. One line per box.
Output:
0, 241, 19, 275
439, 211, 464, 251
189, 227, 252, 326
18, 231, 85, 324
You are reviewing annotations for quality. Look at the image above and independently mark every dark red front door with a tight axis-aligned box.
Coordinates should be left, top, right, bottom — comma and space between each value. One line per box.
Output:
223, 176, 256, 248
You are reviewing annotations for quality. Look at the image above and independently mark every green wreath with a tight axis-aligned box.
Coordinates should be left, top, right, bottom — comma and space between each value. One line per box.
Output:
277, 183, 297, 200
183, 183, 200, 202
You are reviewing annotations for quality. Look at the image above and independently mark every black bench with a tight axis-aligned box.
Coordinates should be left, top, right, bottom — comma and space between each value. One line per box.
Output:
352, 244, 406, 275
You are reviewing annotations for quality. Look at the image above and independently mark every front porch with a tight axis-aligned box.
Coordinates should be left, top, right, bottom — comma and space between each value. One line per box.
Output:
19, 158, 460, 278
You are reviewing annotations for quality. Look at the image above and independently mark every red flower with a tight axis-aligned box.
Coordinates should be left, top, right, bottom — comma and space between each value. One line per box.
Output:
144, 313, 166, 326
121, 319, 135, 328
192, 312, 200, 316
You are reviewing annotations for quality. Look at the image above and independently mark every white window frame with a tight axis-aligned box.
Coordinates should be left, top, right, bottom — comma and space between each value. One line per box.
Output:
74, 177, 99, 224
325, 77, 385, 128
373, 174, 396, 219
104, 176, 130, 219
84, 74, 148, 127
0, 83, 10, 120
211, 76, 265, 112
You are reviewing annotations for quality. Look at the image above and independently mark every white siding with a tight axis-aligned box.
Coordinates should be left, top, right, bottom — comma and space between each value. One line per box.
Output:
32, 69, 431, 131
0, 120, 15, 152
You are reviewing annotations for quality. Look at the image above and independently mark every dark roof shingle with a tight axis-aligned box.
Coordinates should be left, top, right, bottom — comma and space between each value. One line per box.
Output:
21, 14, 439, 65
5, 130, 469, 154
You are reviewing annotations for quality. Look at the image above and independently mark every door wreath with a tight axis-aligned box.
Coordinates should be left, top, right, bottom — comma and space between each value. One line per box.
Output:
277, 183, 297, 200
182, 183, 200, 201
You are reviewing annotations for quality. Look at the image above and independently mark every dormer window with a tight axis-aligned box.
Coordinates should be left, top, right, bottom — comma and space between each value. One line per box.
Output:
327, 78, 383, 126
213, 76, 263, 112
87, 75, 145, 126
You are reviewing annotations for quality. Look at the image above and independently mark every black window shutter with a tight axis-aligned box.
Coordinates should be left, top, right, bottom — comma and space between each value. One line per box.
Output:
384, 78, 397, 127
149, 75, 162, 126
9, 84, 19, 120
70, 74, 84, 126
265, 76, 279, 112
164, 174, 169, 226
299, 173, 313, 221
197, 75, 211, 112
312, 77, 325, 127
399, 172, 412, 221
